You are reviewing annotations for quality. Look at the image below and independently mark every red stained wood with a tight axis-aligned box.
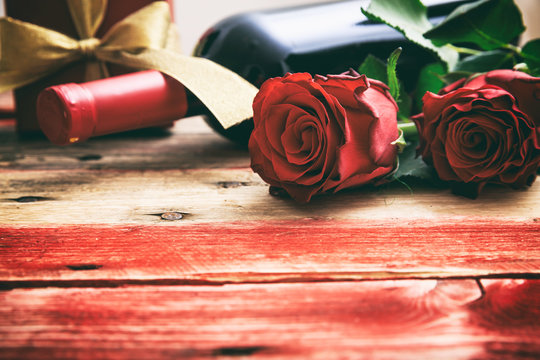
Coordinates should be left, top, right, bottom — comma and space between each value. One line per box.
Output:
0, 4, 538, 358
1, 220, 538, 286
1, 280, 538, 359
470, 279, 540, 332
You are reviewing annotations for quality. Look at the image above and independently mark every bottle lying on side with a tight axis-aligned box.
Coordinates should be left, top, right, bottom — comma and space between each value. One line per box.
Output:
37, 70, 195, 146
193, 0, 473, 143
37, 0, 471, 146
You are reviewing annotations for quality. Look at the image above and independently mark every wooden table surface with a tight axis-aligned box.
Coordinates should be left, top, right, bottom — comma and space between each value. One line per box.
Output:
1, 91, 539, 360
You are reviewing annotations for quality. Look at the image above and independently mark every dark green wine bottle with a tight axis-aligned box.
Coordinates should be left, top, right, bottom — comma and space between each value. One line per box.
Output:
194, 0, 472, 144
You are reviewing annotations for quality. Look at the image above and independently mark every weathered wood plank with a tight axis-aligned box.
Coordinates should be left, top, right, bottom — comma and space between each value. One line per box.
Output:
1, 279, 539, 360
0, 117, 251, 170
0, 221, 538, 285
1, 115, 538, 227
1, 168, 538, 225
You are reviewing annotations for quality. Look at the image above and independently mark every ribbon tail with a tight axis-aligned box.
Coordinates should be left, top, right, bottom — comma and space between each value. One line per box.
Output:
66, 0, 107, 39
99, 49, 258, 129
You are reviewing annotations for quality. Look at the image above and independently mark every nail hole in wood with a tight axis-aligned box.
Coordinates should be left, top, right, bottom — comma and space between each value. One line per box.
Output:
78, 154, 102, 161
217, 181, 250, 188
212, 346, 270, 357
66, 264, 103, 271
11, 196, 50, 203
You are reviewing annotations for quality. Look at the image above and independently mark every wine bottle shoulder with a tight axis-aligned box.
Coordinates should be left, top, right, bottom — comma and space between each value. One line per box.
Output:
195, 0, 472, 86
194, 0, 474, 144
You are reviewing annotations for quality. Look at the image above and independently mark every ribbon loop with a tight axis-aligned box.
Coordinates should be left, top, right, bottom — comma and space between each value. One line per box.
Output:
78, 38, 101, 58
0, 1, 258, 129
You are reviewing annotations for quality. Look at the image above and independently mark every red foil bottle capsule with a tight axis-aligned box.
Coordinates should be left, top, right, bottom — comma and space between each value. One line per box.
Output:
37, 70, 190, 146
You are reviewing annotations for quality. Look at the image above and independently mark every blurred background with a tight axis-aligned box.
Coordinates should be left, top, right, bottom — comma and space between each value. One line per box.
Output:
1, 0, 538, 55
175, 0, 329, 54
1, 0, 538, 133
175, 0, 540, 54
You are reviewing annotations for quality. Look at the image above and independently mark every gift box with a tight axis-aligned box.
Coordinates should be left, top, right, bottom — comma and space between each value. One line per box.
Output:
4, 0, 175, 134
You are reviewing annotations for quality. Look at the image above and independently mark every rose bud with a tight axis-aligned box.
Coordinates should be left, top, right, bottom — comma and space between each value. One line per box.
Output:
413, 69, 540, 198
248, 70, 400, 203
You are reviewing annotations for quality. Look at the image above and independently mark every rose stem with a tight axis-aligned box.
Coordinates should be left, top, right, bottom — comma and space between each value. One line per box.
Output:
398, 122, 418, 139
447, 44, 482, 56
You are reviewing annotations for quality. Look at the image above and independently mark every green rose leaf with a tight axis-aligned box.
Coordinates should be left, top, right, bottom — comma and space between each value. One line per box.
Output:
358, 51, 412, 119
415, 62, 445, 112
361, 0, 458, 70
393, 124, 441, 185
454, 50, 515, 72
358, 54, 388, 82
397, 89, 412, 120
387, 47, 402, 101
423, 0, 525, 51
522, 39, 540, 76
395, 138, 441, 184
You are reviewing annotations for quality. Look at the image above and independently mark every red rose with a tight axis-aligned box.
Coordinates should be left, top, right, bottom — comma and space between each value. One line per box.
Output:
441, 69, 540, 127
249, 70, 399, 202
413, 70, 540, 197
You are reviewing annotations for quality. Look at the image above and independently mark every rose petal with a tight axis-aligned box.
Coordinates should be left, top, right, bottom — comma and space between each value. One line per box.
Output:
468, 69, 540, 126
282, 115, 323, 165
331, 164, 394, 192
366, 92, 399, 166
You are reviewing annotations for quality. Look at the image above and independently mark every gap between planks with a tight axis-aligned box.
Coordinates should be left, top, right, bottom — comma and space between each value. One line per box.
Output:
1, 273, 540, 291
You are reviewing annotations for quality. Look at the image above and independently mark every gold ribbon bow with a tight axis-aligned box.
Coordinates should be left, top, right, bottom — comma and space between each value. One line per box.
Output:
0, 0, 258, 128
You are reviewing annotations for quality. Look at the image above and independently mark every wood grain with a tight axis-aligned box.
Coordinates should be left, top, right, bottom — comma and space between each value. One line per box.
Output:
0, 117, 250, 170
1, 100, 539, 359
1, 168, 539, 225
3, 1, 539, 356
0, 221, 538, 286
1, 118, 538, 227
1, 279, 538, 360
